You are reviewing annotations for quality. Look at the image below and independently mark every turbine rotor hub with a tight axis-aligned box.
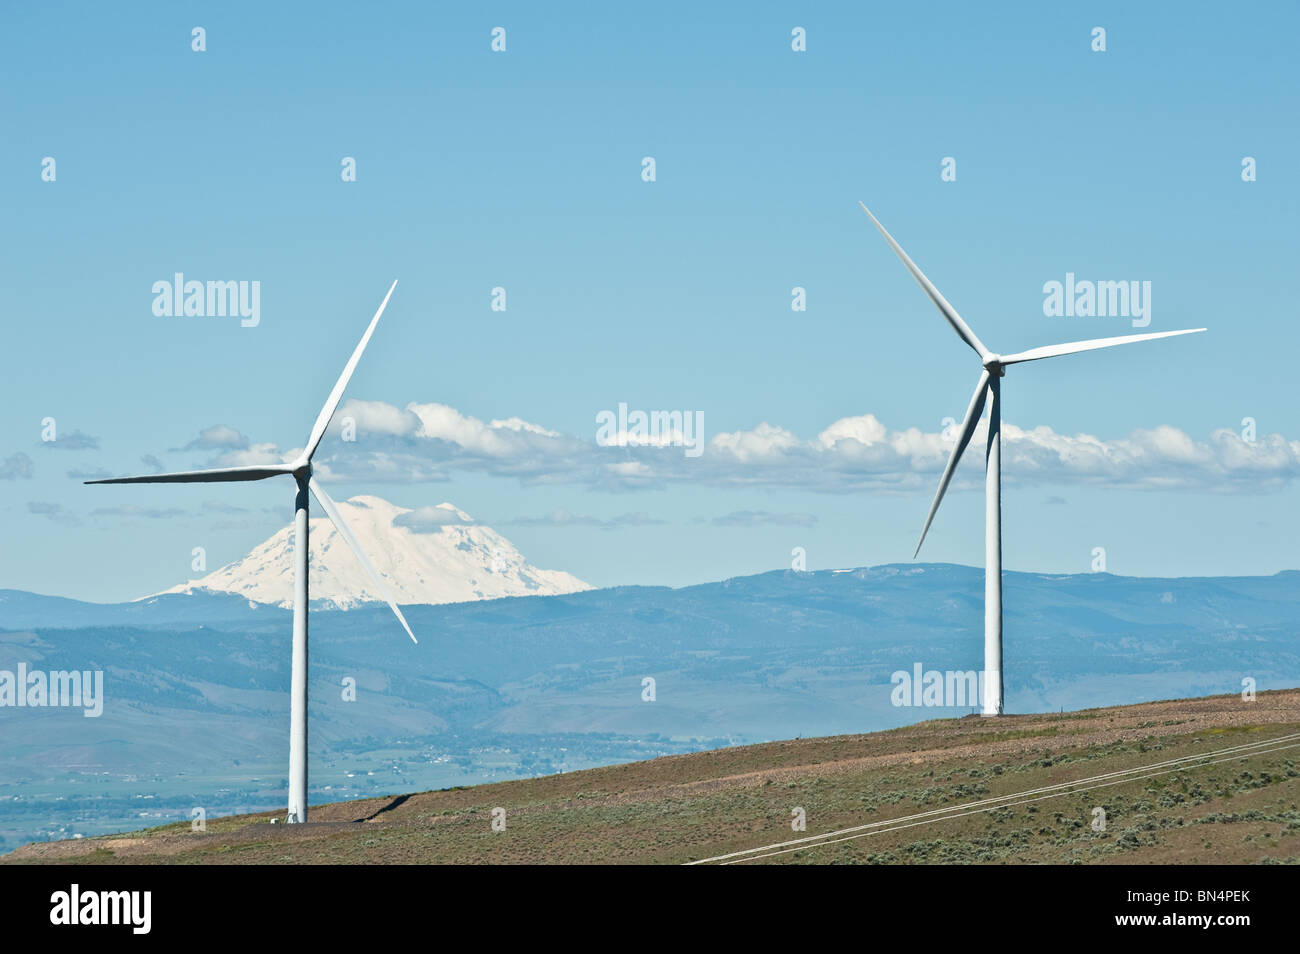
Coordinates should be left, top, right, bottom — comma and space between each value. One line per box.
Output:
982, 353, 1005, 375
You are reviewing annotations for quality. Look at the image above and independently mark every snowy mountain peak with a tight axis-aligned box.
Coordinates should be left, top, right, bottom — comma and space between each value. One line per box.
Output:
155, 495, 591, 608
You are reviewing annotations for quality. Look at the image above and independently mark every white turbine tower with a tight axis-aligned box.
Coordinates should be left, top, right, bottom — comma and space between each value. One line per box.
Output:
87, 280, 416, 822
860, 204, 1205, 716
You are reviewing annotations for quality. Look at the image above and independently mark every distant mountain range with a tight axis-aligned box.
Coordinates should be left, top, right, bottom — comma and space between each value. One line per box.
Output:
1, 563, 1298, 851
155, 495, 590, 608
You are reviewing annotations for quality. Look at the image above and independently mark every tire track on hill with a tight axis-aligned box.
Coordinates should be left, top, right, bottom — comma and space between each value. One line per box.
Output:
688, 732, 1300, 864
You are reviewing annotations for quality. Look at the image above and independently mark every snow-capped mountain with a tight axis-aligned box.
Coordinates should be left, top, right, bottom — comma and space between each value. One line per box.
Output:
155, 495, 591, 608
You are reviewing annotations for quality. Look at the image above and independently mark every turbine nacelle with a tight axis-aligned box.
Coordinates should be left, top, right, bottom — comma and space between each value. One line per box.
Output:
981, 354, 1005, 375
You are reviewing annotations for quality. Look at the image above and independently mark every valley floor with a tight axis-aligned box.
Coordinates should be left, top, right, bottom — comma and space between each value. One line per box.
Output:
7, 690, 1299, 865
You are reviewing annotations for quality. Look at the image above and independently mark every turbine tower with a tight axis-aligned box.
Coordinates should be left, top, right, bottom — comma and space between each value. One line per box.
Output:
87, 281, 416, 822
859, 204, 1205, 716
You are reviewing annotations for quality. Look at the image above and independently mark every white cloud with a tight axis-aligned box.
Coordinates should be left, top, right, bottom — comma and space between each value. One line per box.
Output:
393, 503, 475, 531
408, 403, 525, 456
710, 422, 800, 461
170, 401, 1300, 495
489, 416, 559, 437
211, 441, 294, 468
176, 424, 249, 451
338, 399, 421, 437
818, 414, 887, 449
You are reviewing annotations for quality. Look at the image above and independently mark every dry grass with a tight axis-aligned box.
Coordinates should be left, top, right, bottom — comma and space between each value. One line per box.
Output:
7, 690, 1299, 865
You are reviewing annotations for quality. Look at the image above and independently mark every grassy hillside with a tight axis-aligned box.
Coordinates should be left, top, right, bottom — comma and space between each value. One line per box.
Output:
6, 564, 1300, 852
7, 690, 1299, 865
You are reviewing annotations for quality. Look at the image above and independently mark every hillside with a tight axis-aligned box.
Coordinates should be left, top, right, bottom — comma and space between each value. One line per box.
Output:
8, 690, 1298, 864
2, 563, 1299, 853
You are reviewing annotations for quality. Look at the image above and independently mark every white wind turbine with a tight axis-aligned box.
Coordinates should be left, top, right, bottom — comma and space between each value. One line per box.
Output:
859, 204, 1205, 716
87, 280, 416, 822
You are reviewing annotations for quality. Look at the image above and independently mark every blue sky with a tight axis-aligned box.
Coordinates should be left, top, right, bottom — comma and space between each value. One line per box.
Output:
2, 2, 1298, 601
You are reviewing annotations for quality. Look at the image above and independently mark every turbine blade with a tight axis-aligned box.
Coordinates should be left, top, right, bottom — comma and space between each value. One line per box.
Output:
302, 280, 398, 463
308, 476, 417, 644
999, 328, 1206, 365
914, 370, 991, 558
859, 202, 989, 358
85, 464, 295, 484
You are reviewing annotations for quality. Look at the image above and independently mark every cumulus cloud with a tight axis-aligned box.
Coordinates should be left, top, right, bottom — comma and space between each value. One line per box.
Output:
489, 416, 560, 438
140, 454, 165, 474
41, 430, 99, 451
2, 453, 35, 480
162, 424, 293, 471
175, 425, 250, 451
393, 504, 475, 532
67, 466, 112, 481
206, 441, 297, 469
712, 510, 819, 528
149, 398, 1300, 496
818, 414, 888, 449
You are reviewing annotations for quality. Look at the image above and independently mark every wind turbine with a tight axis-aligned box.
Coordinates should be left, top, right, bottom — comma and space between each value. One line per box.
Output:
859, 204, 1205, 716
87, 280, 416, 822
